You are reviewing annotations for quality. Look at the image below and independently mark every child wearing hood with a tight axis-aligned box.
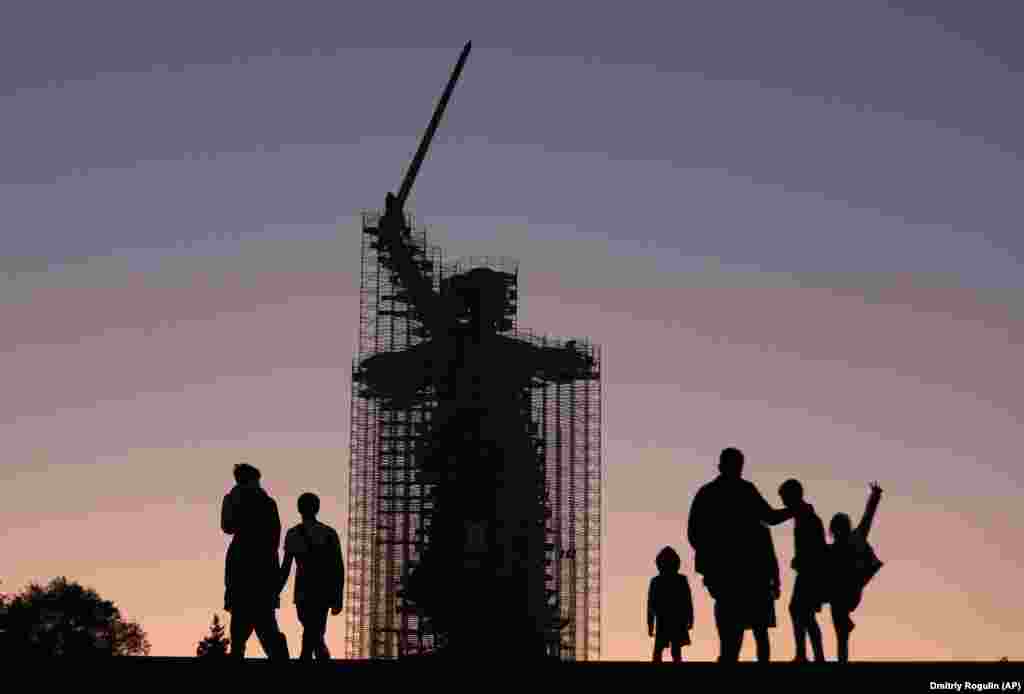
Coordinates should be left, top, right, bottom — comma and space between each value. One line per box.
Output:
646, 546, 694, 663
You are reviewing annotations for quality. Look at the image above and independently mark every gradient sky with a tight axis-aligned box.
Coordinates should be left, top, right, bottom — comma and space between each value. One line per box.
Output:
3, 1, 1022, 661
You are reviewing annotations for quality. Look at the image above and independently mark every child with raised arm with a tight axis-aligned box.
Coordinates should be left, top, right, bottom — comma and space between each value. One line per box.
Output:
827, 481, 884, 663
646, 546, 694, 663
279, 492, 345, 661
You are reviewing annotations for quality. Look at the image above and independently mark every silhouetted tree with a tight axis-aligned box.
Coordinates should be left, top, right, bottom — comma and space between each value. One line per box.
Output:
1, 576, 151, 656
196, 614, 231, 658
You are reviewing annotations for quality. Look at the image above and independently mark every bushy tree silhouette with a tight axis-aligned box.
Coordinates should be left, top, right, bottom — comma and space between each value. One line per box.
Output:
196, 614, 231, 658
0, 576, 151, 656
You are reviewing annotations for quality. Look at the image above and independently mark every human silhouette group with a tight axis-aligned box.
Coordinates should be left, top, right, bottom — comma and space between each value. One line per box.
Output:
650, 446, 884, 664
219, 448, 884, 663
221, 463, 344, 661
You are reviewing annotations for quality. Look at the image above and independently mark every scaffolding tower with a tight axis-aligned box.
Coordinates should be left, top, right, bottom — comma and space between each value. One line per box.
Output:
344, 211, 602, 661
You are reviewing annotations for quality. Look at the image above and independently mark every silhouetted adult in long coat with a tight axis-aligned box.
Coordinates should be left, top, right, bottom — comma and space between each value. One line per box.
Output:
222, 463, 289, 660
687, 448, 794, 662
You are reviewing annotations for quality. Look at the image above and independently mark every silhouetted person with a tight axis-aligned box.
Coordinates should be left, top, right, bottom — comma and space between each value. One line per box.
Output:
221, 463, 288, 660
280, 492, 345, 662
778, 479, 826, 662
828, 481, 884, 663
646, 546, 694, 663
687, 447, 795, 662
748, 521, 782, 662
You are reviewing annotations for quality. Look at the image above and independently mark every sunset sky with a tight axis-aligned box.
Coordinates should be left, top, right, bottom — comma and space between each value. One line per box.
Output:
3, 1, 1022, 661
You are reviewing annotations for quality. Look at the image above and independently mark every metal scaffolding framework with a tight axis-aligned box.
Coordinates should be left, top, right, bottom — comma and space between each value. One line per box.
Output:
344, 210, 601, 660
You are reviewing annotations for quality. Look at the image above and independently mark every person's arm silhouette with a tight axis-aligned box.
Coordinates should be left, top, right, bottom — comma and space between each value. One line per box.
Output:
753, 485, 795, 525
683, 577, 694, 631
333, 530, 345, 616
686, 490, 705, 558
270, 500, 282, 555
221, 491, 238, 535
280, 533, 294, 596
646, 577, 656, 638
767, 525, 782, 599
856, 482, 883, 540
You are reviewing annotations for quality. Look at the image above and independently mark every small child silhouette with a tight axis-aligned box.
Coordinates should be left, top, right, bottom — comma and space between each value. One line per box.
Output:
646, 546, 694, 663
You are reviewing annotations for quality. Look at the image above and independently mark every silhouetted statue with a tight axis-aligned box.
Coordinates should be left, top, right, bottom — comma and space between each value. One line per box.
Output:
280, 492, 345, 661
778, 479, 826, 662
362, 201, 595, 658
748, 521, 782, 662
353, 41, 594, 657
827, 481, 884, 663
686, 447, 794, 662
646, 546, 694, 663
221, 463, 289, 660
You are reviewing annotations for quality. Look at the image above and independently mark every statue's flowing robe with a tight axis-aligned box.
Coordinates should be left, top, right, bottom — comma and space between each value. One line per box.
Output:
359, 330, 593, 654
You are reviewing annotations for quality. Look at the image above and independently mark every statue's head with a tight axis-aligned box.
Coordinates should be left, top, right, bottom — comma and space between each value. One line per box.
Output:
442, 267, 515, 332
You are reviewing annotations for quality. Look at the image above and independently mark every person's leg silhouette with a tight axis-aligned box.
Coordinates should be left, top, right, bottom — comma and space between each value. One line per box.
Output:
652, 636, 665, 663
831, 603, 853, 663
806, 614, 824, 662
790, 599, 808, 661
314, 608, 331, 661
714, 600, 743, 662
790, 586, 825, 662
229, 609, 255, 659
253, 609, 288, 661
297, 603, 316, 661
753, 626, 770, 662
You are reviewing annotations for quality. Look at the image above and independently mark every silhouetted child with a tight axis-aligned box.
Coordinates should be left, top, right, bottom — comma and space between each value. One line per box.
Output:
646, 546, 694, 663
778, 479, 827, 663
827, 482, 884, 663
280, 492, 345, 661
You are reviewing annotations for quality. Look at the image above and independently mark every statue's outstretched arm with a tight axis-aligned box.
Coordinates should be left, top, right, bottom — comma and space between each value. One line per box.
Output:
356, 342, 436, 406
532, 340, 597, 382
